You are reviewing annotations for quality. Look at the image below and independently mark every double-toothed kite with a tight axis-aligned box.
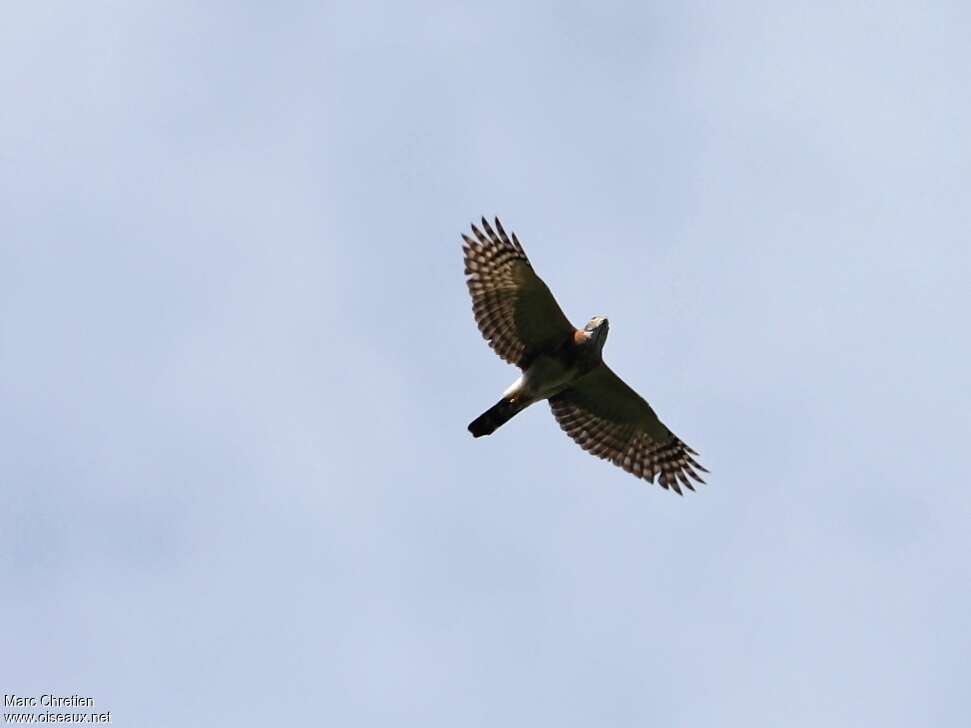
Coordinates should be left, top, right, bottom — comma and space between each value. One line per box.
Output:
464, 217, 707, 494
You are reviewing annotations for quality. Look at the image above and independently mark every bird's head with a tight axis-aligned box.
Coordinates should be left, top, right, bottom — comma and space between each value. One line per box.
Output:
582, 315, 609, 350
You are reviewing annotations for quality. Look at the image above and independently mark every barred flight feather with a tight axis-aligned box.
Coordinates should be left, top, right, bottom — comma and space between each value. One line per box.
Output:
463, 216, 573, 369
549, 397, 707, 495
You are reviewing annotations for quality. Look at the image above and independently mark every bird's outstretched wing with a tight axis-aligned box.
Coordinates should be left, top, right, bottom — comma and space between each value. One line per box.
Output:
463, 217, 575, 369
549, 365, 708, 494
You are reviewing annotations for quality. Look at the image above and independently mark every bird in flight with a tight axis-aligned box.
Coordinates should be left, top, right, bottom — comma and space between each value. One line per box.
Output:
463, 217, 707, 494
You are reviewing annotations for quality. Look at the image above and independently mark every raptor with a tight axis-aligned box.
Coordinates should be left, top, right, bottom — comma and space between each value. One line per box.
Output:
463, 217, 707, 494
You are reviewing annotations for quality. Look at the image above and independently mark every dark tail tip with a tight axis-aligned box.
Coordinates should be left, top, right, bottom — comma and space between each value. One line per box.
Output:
468, 414, 495, 438
468, 398, 518, 438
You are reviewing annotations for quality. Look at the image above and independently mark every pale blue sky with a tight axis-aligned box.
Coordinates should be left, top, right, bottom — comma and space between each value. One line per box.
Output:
2, 2, 969, 726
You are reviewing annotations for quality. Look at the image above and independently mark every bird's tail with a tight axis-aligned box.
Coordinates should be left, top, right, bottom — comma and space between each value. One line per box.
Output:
468, 398, 526, 438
